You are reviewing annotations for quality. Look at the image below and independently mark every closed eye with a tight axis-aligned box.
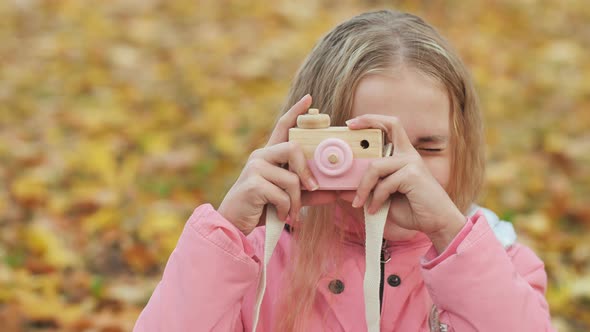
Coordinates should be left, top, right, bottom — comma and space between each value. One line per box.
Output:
418, 148, 443, 152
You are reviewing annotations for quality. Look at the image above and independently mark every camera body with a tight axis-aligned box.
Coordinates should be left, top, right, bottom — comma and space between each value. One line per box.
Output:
288, 109, 389, 190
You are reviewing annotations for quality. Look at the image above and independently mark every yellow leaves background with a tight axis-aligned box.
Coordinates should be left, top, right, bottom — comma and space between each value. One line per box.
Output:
0, 0, 588, 331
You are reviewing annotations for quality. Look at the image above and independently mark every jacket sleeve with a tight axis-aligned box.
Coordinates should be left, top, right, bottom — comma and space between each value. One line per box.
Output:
133, 204, 261, 332
420, 211, 555, 332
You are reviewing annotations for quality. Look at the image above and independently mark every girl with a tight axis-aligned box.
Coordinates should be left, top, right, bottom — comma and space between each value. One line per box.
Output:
134, 10, 554, 331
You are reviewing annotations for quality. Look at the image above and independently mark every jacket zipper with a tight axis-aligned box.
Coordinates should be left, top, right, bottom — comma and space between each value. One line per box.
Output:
379, 239, 391, 311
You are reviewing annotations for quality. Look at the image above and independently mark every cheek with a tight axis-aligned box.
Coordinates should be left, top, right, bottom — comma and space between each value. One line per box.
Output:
423, 156, 451, 191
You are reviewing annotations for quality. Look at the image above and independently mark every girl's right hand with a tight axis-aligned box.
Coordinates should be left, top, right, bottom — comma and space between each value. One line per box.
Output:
218, 95, 332, 235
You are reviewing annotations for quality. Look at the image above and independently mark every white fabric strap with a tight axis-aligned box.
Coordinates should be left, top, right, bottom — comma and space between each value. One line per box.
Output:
363, 197, 390, 332
251, 200, 390, 332
252, 205, 284, 331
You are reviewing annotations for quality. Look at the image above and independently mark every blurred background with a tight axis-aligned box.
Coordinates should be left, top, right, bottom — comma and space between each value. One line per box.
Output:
0, 0, 588, 331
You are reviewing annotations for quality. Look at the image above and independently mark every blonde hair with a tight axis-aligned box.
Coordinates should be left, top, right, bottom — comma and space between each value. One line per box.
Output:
275, 9, 484, 330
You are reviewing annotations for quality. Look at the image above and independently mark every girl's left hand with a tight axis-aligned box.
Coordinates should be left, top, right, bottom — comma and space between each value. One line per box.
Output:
346, 114, 466, 252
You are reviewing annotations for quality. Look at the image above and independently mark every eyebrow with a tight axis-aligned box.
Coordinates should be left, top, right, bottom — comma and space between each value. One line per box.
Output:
413, 135, 449, 145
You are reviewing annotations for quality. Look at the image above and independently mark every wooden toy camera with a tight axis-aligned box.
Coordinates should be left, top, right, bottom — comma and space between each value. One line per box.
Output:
289, 109, 391, 190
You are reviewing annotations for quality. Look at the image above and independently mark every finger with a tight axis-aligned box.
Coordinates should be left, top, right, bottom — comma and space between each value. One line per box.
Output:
346, 114, 414, 154
256, 160, 303, 223
266, 94, 312, 147
257, 176, 292, 221
352, 155, 415, 208
253, 141, 319, 191
367, 170, 405, 214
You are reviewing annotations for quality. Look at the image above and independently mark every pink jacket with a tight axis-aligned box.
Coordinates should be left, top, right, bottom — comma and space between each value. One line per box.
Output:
134, 204, 554, 331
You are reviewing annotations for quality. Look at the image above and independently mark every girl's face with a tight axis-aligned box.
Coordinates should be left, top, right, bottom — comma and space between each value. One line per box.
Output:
339, 67, 452, 241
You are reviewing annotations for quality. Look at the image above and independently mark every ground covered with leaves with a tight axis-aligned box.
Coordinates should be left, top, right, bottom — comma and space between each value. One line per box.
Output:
0, 0, 588, 331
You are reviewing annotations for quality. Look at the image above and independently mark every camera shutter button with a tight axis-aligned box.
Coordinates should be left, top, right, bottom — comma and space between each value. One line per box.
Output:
296, 108, 330, 129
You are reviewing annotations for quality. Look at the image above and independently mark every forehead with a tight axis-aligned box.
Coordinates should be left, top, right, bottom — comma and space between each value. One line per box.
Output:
351, 69, 450, 140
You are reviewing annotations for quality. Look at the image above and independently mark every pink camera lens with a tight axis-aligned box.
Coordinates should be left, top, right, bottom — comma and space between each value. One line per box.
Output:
313, 138, 354, 176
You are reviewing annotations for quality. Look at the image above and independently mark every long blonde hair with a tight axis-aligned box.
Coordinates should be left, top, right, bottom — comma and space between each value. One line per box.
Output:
275, 10, 484, 331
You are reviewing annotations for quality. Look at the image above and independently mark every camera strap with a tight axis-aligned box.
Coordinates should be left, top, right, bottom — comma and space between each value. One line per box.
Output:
252, 198, 390, 332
